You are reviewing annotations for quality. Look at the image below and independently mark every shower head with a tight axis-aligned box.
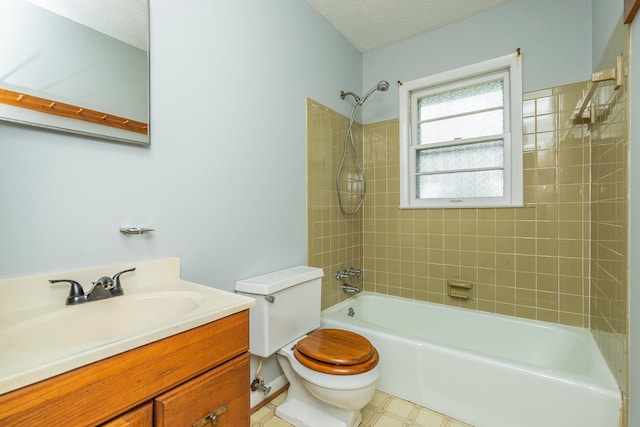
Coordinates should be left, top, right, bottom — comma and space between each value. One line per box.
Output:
358, 80, 390, 105
377, 80, 390, 91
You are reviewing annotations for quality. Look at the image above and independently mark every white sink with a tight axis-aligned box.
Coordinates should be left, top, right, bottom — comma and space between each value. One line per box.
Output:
4, 291, 203, 351
0, 258, 255, 396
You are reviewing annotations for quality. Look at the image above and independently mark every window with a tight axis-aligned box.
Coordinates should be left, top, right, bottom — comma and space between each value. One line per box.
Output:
399, 53, 523, 208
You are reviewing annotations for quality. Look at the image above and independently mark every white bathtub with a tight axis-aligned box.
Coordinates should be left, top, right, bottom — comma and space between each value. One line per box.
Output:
321, 292, 621, 427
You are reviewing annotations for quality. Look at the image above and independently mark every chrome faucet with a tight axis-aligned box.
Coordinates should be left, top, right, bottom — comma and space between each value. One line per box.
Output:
50, 267, 136, 305
335, 267, 362, 280
336, 267, 363, 294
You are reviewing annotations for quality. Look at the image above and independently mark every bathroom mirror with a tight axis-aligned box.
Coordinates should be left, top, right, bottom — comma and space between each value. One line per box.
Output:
0, 0, 149, 145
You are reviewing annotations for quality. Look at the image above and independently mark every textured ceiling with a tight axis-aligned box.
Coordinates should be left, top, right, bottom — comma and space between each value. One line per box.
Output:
24, 0, 147, 50
306, 0, 512, 52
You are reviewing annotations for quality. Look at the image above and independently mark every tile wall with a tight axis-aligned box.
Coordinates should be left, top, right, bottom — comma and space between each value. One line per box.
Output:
360, 82, 591, 327
306, 98, 363, 309
307, 80, 594, 324
589, 20, 630, 410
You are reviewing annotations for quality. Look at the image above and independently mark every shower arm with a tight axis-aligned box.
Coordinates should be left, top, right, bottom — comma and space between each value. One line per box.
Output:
340, 90, 361, 104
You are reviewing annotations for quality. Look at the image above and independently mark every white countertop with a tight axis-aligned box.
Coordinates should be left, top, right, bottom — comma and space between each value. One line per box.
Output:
0, 258, 254, 395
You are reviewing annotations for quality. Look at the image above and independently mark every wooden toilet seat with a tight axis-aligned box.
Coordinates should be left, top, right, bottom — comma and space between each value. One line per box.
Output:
294, 329, 379, 375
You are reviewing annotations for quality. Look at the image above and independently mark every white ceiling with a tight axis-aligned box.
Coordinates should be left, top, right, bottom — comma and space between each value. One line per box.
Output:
25, 0, 147, 51
306, 0, 512, 52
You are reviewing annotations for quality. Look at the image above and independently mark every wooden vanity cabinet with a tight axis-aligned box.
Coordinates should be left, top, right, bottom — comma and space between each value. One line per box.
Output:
0, 310, 250, 427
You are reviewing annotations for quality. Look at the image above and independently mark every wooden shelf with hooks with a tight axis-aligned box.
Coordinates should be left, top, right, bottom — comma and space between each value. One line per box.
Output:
0, 88, 148, 135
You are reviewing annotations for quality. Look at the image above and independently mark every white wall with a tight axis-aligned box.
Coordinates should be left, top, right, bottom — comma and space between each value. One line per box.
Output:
361, 0, 593, 124
0, 0, 361, 289
591, 0, 624, 70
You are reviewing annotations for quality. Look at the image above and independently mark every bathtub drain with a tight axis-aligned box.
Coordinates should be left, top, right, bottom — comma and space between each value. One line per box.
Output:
347, 307, 355, 317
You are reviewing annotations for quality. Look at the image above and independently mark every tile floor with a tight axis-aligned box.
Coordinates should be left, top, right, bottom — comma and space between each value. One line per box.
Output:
250, 390, 474, 427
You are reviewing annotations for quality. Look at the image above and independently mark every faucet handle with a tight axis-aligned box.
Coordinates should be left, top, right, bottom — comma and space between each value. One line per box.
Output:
49, 279, 86, 305
347, 267, 362, 277
335, 270, 350, 280
112, 267, 136, 290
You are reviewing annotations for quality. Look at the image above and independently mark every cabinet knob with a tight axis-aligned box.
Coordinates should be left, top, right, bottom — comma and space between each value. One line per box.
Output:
192, 403, 229, 427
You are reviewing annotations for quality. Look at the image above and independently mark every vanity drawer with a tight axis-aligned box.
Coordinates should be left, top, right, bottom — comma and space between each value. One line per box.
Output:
154, 352, 250, 427
101, 402, 153, 427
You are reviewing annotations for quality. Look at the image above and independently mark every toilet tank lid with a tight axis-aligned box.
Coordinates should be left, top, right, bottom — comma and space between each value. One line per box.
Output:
234, 266, 324, 295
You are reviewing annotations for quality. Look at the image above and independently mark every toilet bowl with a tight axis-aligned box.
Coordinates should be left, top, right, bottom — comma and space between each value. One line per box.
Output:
276, 332, 379, 427
234, 266, 380, 427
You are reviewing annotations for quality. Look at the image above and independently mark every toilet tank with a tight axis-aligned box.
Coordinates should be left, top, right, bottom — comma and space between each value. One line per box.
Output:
235, 266, 323, 358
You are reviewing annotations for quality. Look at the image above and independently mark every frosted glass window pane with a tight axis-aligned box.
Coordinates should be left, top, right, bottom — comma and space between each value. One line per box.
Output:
417, 140, 504, 173
418, 109, 503, 145
418, 79, 504, 121
417, 170, 504, 199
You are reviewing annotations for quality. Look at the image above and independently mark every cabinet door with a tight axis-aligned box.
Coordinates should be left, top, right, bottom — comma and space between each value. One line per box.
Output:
154, 352, 249, 427
101, 402, 153, 427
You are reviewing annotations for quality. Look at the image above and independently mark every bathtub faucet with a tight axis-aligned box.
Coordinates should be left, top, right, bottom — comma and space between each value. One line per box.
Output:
342, 284, 361, 294
336, 268, 362, 293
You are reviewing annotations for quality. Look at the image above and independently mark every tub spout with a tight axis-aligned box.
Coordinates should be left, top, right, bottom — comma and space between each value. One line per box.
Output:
342, 284, 361, 294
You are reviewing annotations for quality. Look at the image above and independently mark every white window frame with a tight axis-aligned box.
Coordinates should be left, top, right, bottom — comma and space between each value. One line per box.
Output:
399, 53, 523, 209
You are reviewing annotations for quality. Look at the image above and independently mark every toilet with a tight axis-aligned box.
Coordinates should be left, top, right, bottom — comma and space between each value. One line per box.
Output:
235, 266, 379, 427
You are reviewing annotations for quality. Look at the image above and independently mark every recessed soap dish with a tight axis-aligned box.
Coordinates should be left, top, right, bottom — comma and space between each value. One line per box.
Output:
447, 279, 473, 299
